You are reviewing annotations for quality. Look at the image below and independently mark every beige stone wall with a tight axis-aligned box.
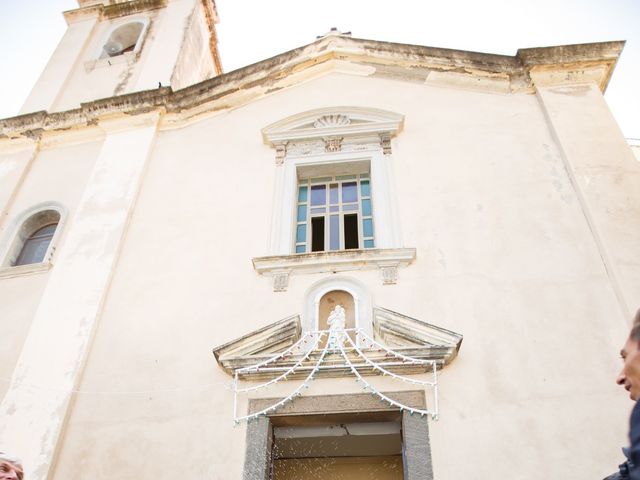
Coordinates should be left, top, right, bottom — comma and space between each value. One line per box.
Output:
0, 140, 101, 400
21, 0, 200, 114
2, 70, 638, 478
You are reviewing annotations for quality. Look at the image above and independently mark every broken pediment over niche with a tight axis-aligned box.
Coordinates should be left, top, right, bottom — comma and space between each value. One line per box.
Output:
212, 307, 462, 381
261, 106, 404, 156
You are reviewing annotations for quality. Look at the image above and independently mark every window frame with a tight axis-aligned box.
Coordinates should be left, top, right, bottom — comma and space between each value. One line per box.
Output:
0, 203, 67, 276
295, 173, 374, 253
257, 107, 414, 290
273, 150, 400, 256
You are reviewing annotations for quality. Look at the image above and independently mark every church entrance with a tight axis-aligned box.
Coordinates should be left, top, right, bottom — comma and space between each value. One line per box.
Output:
272, 418, 403, 480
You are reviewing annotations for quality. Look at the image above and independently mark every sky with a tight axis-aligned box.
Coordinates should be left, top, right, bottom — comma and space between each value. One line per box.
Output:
0, 0, 637, 138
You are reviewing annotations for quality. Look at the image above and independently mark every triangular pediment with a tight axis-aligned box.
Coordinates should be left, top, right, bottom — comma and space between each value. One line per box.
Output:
212, 307, 462, 380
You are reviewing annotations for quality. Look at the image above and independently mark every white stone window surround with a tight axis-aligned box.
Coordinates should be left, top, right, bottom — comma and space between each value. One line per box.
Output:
85, 16, 150, 71
257, 107, 413, 289
0, 202, 68, 278
265, 107, 404, 255
282, 151, 401, 252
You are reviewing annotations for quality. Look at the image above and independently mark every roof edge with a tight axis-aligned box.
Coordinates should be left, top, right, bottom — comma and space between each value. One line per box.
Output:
0, 37, 626, 140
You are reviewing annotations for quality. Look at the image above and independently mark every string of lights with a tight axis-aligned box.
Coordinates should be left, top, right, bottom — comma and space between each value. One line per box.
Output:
233, 330, 332, 423
236, 330, 320, 374
337, 331, 438, 419
232, 327, 439, 424
235, 331, 324, 393
342, 333, 436, 386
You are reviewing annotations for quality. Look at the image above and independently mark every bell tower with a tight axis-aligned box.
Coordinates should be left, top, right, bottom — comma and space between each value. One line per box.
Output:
20, 0, 223, 115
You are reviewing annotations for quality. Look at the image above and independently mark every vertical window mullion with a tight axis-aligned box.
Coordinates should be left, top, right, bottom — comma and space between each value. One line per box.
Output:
295, 173, 375, 253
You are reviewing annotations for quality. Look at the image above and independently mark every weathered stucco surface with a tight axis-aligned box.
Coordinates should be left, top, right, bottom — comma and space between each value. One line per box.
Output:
0, 24, 636, 480
39, 71, 636, 479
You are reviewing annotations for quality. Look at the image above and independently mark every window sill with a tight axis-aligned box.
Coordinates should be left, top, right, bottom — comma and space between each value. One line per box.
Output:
0, 262, 52, 280
84, 51, 136, 72
252, 247, 416, 291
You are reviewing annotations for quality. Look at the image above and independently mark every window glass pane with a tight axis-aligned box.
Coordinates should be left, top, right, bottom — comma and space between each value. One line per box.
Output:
14, 223, 58, 266
32, 224, 57, 238
298, 186, 308, 202
330, 215, 340, 250
344, 214, 359, 249
329, 183, 339, 204
310, 207, 326, 214
362, 198, 372, 216
310, 185, 326, 206
296, 224, 306, 243
336, 174, 356, 181
364, 239, 375, 248
343, 204, 358, 212
297, 205, 306, 222
15, 237, 49, 265
311, 217, 325, 252
360, 180, 370, 197
363, 218, 374, 237
360, 173, 370, 179
295, 245, 306, 253
342, 182, 358, 203
330, 206, 339, 212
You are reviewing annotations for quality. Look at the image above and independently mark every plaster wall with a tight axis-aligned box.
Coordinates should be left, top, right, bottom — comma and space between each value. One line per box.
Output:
0, 121, 158, 479
134, 0, 200, 92
20, 16, 99, 115
45, 73, 638, 479
0, 140, 101, 401
0, 147, 37, 223
32, 0, 197, 113
536, 84, 640, 321
170, 2, 216, 90
631, 144, 640, 162
52, 12, 156, 111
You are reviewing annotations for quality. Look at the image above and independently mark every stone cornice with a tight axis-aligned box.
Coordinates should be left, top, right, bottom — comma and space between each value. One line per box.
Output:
68, 0, 167, 23
212, 308, 463, 380
0, 37, 624, 140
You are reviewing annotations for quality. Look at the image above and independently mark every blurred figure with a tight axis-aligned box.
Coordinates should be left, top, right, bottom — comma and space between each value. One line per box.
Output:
606, 310, 640, 480
0, 452, 23, 480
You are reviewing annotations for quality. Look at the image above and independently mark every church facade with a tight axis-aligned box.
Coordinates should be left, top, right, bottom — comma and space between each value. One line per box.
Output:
0, 1, 639, 479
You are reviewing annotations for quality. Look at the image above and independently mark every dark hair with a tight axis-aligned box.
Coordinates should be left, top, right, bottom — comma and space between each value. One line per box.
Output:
630, 309, 640, 341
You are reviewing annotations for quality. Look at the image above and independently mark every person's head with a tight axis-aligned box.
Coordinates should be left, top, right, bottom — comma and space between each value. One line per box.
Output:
0, 452, 23, 480
617, 309, 640, 400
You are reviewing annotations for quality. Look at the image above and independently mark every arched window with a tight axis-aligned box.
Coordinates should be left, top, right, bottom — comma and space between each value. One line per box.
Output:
100, 21, 145, 59
14, 223, 58, 266
2, 208, 62, 268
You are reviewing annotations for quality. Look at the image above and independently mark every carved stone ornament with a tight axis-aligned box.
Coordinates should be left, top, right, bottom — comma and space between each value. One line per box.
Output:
313, 114, 351, 129
380, 265, 398, 285
380, 133, 392, 155
323, 136, 343, 152
274, 142, 288, 165
272, 271, 290, 292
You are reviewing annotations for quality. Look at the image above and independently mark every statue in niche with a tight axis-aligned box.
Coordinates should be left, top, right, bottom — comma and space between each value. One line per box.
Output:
326, 305, 346, 349
327, 304, 346, 331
